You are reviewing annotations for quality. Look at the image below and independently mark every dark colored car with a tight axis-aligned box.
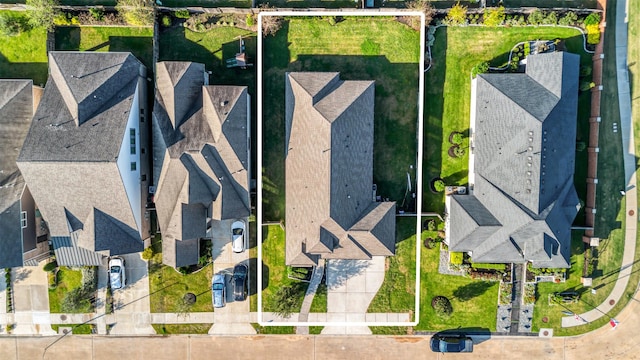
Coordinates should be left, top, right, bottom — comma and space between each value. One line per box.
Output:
233, 263, 248, 301
430, 333, 474, 353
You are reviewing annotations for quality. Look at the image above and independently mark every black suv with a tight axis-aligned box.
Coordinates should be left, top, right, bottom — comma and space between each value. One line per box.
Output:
233, 263, 248, 301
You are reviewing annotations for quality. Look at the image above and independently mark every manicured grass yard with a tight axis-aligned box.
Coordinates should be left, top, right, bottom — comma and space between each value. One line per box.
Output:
262, 16, 420, 221
368, 217, 417, 316
48, 267, 90, 313
261, 224, 298, 312
152, 324, 212, 334
423, 26, 591, 214
149, 260, 214, 313
0, 11, 48, 85
51, 324, 94, 334
417, 229, 499, 331
55, 26, 153, 69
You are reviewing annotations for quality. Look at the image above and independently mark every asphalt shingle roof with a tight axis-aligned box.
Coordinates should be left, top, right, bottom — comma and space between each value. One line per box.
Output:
449, 52, 580, 268
285, 72, 396, 267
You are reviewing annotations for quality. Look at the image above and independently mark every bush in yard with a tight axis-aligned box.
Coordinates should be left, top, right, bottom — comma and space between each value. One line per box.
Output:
89, 8, 104, 21
471, 61, 489, 78
542, 11, 557, 25
583, 13, 601, 26
174, 9, 190, 19
527, 9, 544, 26
576, 141, 587, 152
453, 146, 465, 158
450, 132, 463, 145
246, 13, 255, 26
43, 260, 58, 272
586, 24, 600, 44
580, 80, 595, 92
273, 283, 306, 319
559, 11, 577, 26
431, 296, 453, 317
116, 0, 154, 26
483, 6, 505, 27
141, 247, 154, 261
446, 2, 467, 26
26, 0, 59, 31
433, 179, 445, 192
0, 13, 26, 36
427, 219, 436, 231
450, 252, 463, 265
161, 15, 171, 27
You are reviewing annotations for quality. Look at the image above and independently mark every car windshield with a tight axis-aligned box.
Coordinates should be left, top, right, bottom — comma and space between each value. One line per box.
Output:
110, 266, 121, 273
233, 228, 243, 236
212, 283, 224, 290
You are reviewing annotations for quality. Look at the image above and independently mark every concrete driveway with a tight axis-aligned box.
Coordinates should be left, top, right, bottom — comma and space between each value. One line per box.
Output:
11, 263, 55, 335
108, 253, 154, 335
208, 219, 255, 335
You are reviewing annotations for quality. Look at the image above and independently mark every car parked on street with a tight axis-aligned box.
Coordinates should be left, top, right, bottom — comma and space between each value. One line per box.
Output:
430, 333, 473, 353
231, 220, 245, 253
233, 263, 248, 301
108, 257, 126, 290
211, 273, 226, 308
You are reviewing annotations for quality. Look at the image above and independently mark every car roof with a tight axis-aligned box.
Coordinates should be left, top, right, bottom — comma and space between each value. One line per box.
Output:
233, 263, 247, 274
212, 274, 225, 283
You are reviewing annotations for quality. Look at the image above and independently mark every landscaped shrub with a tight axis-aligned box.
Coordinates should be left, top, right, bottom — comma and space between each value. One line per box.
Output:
89, 8, 104, 21
469, 270, 502, 281
580, 80, 595, 92
116, 0, 154, 26
43, 260, 58, 272
576, 141, 587, 152
0, 13, 26, 36
453, 146, 465, 158
523, 283, 537, 304
405, 0, 435, 26
583, 12, 601, 26
450, 252, 464, 265
431, 296, 453, 317
524, 42, 530, 56
246, 13, 255, 26
483, 6, 505, 27
427, 219, 437, 231
174, 9, 190, 19
471, 61, 489, 78
433, 179, 445, 192
542, 11, 557, 25
499, 282, 512, 305
580, 65, 592, 77
446, 2, 467, 26
527, 9, 544, 26
53, 12, 79, 26
558, 11, 578, 26
586, 23, 600, 44
450, 132, 463, 145
26, 0, 59, 31
142, 247, 154, 261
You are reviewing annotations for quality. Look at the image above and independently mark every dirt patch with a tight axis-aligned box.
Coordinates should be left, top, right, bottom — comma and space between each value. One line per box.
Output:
393, 337, 422, 343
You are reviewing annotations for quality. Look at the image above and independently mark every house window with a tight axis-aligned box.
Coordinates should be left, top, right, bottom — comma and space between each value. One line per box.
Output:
131, 162, 137, 171
130, 128, 136, 154
141, 174, 147, 181
20, 211, 27, 228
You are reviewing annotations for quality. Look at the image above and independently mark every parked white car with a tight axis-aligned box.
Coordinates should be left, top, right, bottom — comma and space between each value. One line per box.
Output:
108, 257, 126, 289
231, 220, 245, 253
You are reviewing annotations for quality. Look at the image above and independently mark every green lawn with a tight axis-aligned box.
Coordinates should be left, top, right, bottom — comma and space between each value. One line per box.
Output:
417, 224, 499, 331
152, 324, 212, 334
368, 217, 417, 316
310, 284, 327, 312
51, 324, 94, 334
48, 267, 91, 314
423, 25, 591, 214
262, 16, 420, 221
55, 26, 153, 70
251, 324, 295, 334
149, 261, 214, 313
162, 0, 251, 6
261, 224, 301, 312
0, 11, 48, 85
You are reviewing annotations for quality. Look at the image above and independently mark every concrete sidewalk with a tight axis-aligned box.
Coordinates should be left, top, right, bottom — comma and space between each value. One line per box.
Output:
562, 0, 636, 327
11, 264, 56, 335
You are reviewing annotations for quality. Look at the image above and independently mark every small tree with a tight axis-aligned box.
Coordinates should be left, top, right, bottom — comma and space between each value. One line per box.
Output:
559, 11, 578, 26
115, 0, 154, 26
446, 2, 467, 26
483, 6, 505, 27
431, 296, 453, 317
272, 283, 305, 319
542, 11, 558, 25
450, 132, 463, 145
583, 13, 601, 26
453, 146, 465, 158
527, 9, 544, 26
26, 0, 59, 31
471, 61, 489, 78
406, 0, 435, 27
434, 179, 445, 192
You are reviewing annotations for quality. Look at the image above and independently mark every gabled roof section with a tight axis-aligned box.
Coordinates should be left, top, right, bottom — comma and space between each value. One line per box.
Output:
156, 62, 205, 129
287, 72, 340, 103
49, 51, 140, 126
93, 208, 143, 255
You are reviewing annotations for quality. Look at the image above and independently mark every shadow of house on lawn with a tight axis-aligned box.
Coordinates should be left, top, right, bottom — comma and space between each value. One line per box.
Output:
0, 52, 48, 86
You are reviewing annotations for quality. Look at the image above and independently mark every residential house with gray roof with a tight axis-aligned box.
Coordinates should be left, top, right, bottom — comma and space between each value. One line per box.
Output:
0, 80, 49, 268
152, 61, 250, 268
16, 52, 150, 266
285, 72, 396, 267
445, 52, 581, 268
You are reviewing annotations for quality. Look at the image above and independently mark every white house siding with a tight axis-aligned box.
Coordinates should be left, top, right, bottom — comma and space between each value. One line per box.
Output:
117, 85, 142, 236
